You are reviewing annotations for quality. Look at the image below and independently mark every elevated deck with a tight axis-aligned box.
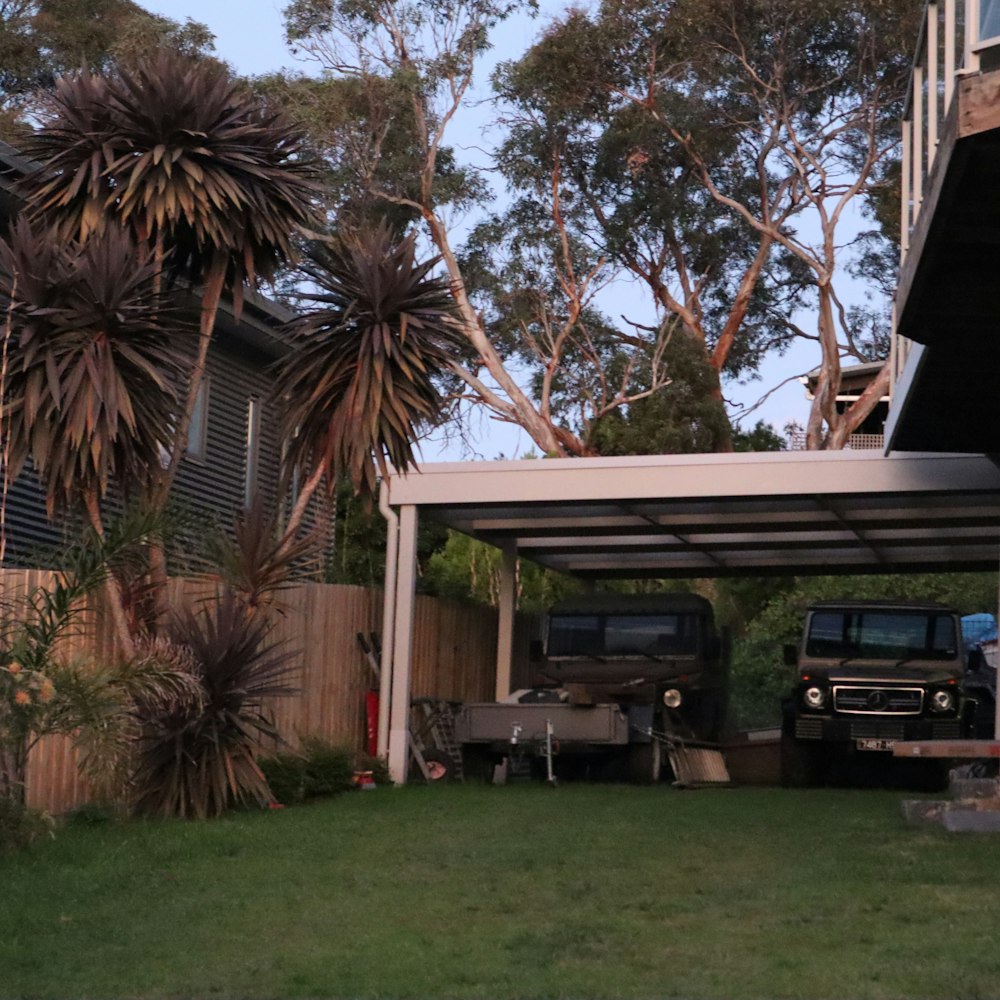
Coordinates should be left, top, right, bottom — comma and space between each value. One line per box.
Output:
889, 2, 1000, 451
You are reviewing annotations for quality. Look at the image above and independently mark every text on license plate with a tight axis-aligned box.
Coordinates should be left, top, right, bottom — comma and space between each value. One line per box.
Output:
856, 738, 896, 752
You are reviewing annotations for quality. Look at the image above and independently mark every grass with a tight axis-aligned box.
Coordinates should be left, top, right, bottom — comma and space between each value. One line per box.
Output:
3, 784, 1000, 999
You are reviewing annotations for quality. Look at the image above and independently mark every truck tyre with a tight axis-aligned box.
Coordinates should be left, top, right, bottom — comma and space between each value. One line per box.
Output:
628, 738, 662, 785
780, 735, 825, 787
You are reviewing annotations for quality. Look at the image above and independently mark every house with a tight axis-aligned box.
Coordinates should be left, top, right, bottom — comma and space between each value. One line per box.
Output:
0, 139, 309, 566
789, 360, 889, 450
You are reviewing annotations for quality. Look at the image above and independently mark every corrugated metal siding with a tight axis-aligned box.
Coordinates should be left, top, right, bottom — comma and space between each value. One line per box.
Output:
9, 573, 514, 814
1, 334, 286, 567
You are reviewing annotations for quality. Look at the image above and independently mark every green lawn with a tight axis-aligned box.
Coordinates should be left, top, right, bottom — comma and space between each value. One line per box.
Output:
3, 784, 1000, 999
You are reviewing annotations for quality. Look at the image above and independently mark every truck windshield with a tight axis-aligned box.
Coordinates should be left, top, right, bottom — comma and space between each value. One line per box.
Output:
547, 614, 699, 657
805, 611, 958, 660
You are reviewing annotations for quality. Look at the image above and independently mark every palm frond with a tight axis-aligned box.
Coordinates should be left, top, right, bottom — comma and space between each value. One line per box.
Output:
0, 218, 191, 515
273, 224, 465, 501
20, 49, 320, 288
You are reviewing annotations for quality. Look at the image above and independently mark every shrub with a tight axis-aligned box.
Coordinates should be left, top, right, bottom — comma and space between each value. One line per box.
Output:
259, 751, 307, 805
0, 796, 53, 854
301, 737, 355, 799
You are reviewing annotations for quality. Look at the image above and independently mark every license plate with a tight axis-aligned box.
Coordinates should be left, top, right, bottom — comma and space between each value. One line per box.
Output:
856, 738, 896, 752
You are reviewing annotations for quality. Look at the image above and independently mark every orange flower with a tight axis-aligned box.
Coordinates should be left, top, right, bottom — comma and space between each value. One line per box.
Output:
7, 662, 21, 675
38, 680, 55, 704
14, 689, 31, 706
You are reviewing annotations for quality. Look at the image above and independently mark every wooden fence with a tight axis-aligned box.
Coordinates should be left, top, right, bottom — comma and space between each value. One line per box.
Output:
1, 571, 508, 814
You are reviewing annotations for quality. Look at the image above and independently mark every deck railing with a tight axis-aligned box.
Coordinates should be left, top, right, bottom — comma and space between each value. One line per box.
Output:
893, 0, 1000, 391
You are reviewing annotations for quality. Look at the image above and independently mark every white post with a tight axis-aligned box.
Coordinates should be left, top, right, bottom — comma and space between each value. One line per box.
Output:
377, 481, 399, 758
945, 0, 957, 105
928, 4, 939, 170
966, 0, 982, 72
387, 504, 418, 784
495, 541, 517, 701
913, 65, 924, 212
900, 119, 912, 261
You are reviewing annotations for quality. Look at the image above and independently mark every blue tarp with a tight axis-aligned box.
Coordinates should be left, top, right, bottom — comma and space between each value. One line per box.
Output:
962, 613, 997, 649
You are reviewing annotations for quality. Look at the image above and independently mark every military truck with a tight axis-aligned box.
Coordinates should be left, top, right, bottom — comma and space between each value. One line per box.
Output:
455, 592, 729, 784
781, 600, 974, 785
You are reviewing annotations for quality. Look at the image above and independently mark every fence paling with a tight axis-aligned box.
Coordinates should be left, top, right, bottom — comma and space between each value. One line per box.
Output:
4, 571, 506, 815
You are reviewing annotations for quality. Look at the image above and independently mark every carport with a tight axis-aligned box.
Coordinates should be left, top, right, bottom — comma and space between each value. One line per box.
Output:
376, 450, 1000, 782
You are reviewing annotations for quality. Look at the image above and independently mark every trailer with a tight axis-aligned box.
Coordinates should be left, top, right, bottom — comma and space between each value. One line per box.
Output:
456, 592, 729, 784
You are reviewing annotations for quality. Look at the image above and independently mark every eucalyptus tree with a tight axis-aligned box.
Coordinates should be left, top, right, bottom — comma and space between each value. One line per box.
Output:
0, 0, 213, 141
504, 0, 918, 449
19, 48, 319, 504
281, 0, 679, 458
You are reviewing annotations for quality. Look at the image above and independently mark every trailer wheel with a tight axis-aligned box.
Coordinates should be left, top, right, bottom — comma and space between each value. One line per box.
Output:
627, 738, 662, 785
417, 749, 454, 783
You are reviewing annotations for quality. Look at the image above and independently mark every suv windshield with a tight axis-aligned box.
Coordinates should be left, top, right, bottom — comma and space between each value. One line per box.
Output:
547, 613, 699, 657
805, 610, 958, 660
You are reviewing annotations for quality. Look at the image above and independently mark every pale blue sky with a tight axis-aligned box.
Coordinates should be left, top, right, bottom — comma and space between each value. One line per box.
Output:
143, 0, 817, 459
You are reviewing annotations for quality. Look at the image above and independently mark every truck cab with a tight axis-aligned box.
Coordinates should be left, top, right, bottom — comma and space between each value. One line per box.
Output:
781, 600, 972, 785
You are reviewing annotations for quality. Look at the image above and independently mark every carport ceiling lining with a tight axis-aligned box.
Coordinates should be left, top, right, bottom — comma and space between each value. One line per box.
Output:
385, 451, 1000, 578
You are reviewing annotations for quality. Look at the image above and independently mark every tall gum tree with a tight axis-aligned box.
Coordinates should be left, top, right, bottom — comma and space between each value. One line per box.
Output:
496, 0, 919, 450
282, 0, 677, 457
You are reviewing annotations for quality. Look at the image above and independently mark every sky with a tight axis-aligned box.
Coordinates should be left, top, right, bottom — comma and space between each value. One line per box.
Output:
143, 0, 822, 461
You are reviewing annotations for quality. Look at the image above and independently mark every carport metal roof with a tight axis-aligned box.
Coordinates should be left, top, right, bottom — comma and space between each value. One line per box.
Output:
378, 450, 1000, 781
385, 450, 1000, 578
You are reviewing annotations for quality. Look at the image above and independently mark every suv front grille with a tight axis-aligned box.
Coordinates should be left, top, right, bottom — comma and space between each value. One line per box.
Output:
833, 686, 923, 715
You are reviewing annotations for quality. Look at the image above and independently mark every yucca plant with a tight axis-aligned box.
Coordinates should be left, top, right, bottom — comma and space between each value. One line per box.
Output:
0, 218, 189, 525
273, 224, 464, 534
19, 48, 319, 494
131, 593, 298, 819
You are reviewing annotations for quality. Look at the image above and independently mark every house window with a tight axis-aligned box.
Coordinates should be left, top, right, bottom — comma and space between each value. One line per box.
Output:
186, 378, 210, 460
244, 396, 261, 507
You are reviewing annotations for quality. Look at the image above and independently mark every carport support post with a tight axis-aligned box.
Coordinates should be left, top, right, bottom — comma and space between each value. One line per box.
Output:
495, 541, 517, 700
388, 504, 419, 784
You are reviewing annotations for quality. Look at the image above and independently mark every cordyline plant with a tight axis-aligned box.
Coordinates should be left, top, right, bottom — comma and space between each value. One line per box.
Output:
19, 47, 319, 501
0, 219, 191, 653
0, 218, 189, 525
131, 592, 299, 819
273, 224, 465, 539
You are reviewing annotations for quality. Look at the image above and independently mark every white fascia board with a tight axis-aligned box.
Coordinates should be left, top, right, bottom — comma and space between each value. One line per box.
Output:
388, 451, 1000, 508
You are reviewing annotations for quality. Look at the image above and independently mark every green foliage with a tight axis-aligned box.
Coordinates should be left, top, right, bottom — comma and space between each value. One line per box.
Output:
274, 225, 466, 502
588, 332, 732, 455
259, 740, 390, 804
424, 530, 579, 612
300, 736, 356, 798
732, 421, 786, 453
0, 219, 192, 518
0, 0, 215, 141
131, 593, 299, 819
0, 795, 52, 854
258, 751, 307, 805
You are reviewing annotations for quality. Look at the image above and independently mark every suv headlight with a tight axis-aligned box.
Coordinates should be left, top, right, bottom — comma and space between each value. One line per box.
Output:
929, 689, 955, 713
662, 688, 683, 709
803, 685, 829, 710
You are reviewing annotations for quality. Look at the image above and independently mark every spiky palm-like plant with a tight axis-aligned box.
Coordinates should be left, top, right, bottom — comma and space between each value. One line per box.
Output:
131, 593, 298, 819
19, 48, 319, 493
0, 218, 189, 525
274, 225, 464, 533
